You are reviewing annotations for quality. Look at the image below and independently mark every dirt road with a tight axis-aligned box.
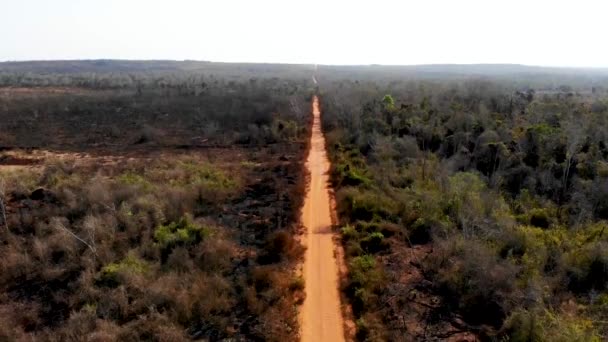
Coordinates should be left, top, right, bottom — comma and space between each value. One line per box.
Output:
300, 96, 346, 342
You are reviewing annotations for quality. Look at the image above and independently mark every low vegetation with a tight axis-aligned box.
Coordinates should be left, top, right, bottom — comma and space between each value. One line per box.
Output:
0, 62, 312, 341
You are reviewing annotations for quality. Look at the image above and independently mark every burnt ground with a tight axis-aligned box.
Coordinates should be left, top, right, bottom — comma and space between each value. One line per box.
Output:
0, 141, 310, 340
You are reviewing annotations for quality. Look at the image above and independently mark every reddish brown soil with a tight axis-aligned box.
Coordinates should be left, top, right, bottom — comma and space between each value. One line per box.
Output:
300, 96, 346, 342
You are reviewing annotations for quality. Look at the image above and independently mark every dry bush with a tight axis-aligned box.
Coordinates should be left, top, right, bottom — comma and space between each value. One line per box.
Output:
193, 236, 236, 273
165, 247, 195, 273
0, 145, 306, 339
86, 320, 124, 342
96, 286, 130, 321
424, 237, 521, 329
189, 274, 236, 328
85, 178, 114, 208
117, 312, 188, 342
0, 302, 39, 338
0, 243, 35, 284
259, 229, 304, 264
244, 265, 300, 342
159, 186, 196, 221
47, 307, 98, 341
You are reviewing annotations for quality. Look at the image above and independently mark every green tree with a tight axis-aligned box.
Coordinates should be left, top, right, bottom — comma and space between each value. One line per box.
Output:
382, 94, 395, 111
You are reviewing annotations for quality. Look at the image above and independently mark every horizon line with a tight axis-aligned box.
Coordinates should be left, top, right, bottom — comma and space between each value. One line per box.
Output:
1, 59, 608, 70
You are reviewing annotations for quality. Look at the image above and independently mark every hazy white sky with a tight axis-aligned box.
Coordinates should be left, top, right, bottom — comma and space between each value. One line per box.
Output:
1, 0, 607, 67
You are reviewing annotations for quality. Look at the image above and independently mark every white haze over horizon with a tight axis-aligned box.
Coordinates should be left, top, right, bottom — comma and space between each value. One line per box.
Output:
1, 0, 607, 68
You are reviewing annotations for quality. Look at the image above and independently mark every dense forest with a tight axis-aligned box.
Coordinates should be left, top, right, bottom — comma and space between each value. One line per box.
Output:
318, 68, 608, 340
0, 61, 314, 341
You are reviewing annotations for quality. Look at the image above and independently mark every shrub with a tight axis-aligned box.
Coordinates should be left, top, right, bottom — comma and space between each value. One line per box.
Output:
530, 208, 551, 228
117, 172, 153, 190
503, 309, 601, 342
192, 238, 235, 273
289, 276, 305, 292
337, 187, 399, 222
335, 162, 372, 187
426, 238, 518, 328
179, 161, 237, 190
154, 216, 210, 250
355, 317, 370, 341
116, 313, 188, 341
350, 256, 376, 284
566, 242, 608, 293
354, 314, 385, 341
272, 119, 299, 141
341, 224, 358, 241
165, 247, 195, 273
360, 231, 389, 253
348, 255, 383, 313
97, 253, 150, 287
259, 230, 303, 264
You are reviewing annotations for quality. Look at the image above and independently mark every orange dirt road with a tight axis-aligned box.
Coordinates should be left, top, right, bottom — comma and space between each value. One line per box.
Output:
300, 96, 346, 342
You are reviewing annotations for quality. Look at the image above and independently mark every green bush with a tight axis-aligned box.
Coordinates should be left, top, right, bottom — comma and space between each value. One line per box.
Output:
341, 224, 358, 241
348, 255, 384, 313
178, 161, 237, 190
566, 242, 608, 293
335, 162, 371, 187
338, 188, 399, 222
154, 216, 210, 250
503, 309, 601, 342
272, 119, 299, 141
118, 172, 153, 190
97, 253, 150, 287
360, 232, 388, 253
350, 255, 377, 286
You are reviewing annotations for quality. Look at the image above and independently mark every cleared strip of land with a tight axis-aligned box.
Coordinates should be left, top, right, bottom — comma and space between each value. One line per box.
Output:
300, 96, 345, 342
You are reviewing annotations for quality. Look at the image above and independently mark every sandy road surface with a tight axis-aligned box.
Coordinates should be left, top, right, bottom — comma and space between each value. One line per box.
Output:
300, 96, 346, 342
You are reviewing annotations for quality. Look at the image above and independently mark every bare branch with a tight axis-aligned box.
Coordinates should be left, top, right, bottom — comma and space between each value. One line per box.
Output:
53, 219, 97, 255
